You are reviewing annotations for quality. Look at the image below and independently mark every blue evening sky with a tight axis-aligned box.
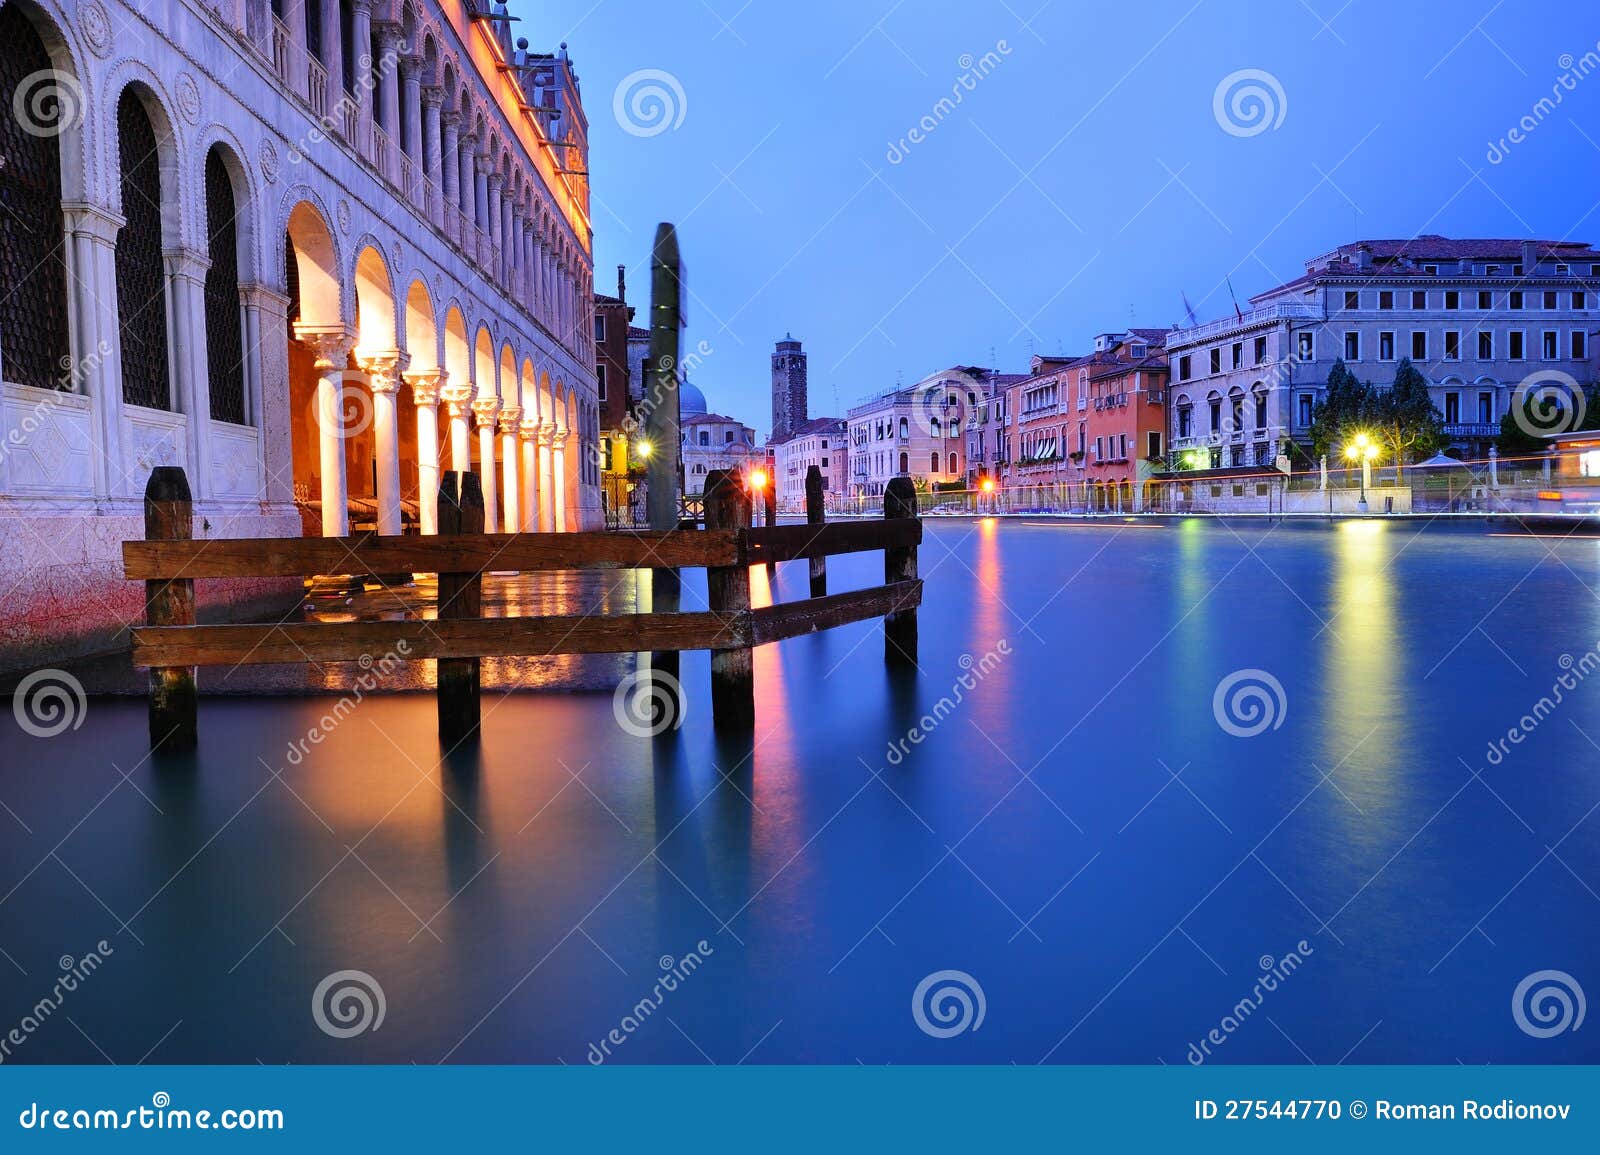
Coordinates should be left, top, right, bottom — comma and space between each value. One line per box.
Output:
527, 0, 1600, 434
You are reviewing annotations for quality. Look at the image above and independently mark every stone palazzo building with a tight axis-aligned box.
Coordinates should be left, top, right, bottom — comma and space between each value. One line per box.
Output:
0, 0, 601, 668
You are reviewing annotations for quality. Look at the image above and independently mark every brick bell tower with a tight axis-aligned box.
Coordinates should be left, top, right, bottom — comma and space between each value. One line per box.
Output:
770, 334, 808, 442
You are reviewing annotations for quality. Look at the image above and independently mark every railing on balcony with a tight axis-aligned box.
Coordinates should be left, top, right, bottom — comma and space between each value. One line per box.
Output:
398, 152, 415, 199
271, 18, 292, 87
306, 57, 328, 119
1169, 303, 1324, 347
370, 123, 392, 185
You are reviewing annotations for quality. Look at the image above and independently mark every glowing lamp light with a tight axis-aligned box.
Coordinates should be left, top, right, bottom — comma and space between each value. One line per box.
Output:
634, 439, 653, 459
1184, 451, 1204, 470
748, 469, 769, 491
981, 478, 996, 493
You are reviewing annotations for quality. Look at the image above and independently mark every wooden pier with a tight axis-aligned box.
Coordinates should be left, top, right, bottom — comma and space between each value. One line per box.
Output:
124, 466, 921, 752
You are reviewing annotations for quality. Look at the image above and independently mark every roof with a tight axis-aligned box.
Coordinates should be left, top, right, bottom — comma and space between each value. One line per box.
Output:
1249, 235, 1600, 302
626, 325, 650, 340
770, 416, 847, 445
683, 412, 750, 426
1087, 354, 1169, 383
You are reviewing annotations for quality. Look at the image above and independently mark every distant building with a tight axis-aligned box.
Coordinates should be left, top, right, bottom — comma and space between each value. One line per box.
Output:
1166, 236, 1600, 470
1005, 356, 1079, 491
1075, 330, 1171, 510
772, 417, 848, 511
965, 373, 1028, 487
771, 334, 809, 443
847, 367, 1005, 497
681, 386, 760, 495
594, 267, 637, 522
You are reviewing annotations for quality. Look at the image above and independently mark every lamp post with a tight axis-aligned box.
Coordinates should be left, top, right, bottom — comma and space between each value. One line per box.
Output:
1343, 433, 1379, 512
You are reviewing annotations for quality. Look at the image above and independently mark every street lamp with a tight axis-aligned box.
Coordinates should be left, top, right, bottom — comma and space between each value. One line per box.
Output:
748, 468, 769, 491
634, 439, 653, 460
1342, 432, 1379, 511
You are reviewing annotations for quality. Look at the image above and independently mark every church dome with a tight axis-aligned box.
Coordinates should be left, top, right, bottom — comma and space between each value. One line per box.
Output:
679, 378, 708, 416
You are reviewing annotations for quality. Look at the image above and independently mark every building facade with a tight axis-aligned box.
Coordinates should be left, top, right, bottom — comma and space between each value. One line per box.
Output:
772, 417, 847, 511
0, 0, 601, 668
1166, 237, 1600, 470
770, 334, 808, 444
682, 406, 759, 496
847, 367, 998, 498
594, 268, 637, 522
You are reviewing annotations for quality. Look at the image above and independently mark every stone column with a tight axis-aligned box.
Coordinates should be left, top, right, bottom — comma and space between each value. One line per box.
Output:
456, 132, 477, 233
442, 382, 473, 473
439, 111, 459, 230
473, 397, 501, 532
529, 229, 545, 320
498, 406, 523, 532
61, 203, 125, 498
350, 0, 374, 148
519, 419, 539, 531
375, 24, 404, 176
537, 423, 556, 531
552, 425, 569, 531
473, 154, 491, 248
165, 246, 215, 497
280, 0, 309, 97
320, 0, 343, 124
245, 284, 292, 505
1488, 444, 1499, 490
406, 369, 444, 534
297, 327, 354, 537
401, 55, 425, 183
422, 87, 444, 222
360, 350, 407, 535
486, 172, 503, 258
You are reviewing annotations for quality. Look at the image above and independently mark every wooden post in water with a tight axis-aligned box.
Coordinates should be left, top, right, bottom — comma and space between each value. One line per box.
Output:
703, 468, 754, 729
436, 471, 484, 744
883, 475, 919, 667
144, 467, 197, 751
805, 464, 827, 598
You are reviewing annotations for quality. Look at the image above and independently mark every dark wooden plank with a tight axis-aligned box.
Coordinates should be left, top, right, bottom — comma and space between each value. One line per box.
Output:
131, 611, 751, 668
805, 464, 827, 598
751, 581, 923, 645
437, 472, 484, 745
884, 477, 920, 667
144, 466, 196, 752
122, 528, 741, 579
742, 519, 920, 564
704, 469, 755, 729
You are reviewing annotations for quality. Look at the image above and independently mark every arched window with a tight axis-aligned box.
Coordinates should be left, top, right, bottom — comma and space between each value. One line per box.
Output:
0, 5, 71, 390
898, 417, 908, 439
931, 452, 940, 473
204, 147, 246, 424
898, 451, 909, 474
115, 89, 172, 410
698, 430, 709, 446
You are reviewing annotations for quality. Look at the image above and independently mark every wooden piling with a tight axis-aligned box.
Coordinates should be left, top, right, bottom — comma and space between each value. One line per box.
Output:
883, 475, 919, 667
703, 469, 754, 728
144, 467, 197, 751
805, 465, 827, 598
436, 471, 484, 744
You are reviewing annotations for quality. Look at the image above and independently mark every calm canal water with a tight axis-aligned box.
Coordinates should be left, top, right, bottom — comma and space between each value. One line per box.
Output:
2, 518, 1597, 1064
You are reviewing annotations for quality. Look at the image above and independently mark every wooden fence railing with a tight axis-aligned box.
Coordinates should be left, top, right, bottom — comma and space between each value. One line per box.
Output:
124, 466, 921, 752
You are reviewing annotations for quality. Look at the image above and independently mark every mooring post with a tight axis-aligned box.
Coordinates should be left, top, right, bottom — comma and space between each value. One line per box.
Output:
704, 468, 754, 729
884, 475, 919, 667
437, 471, 484, 744
144, 466, 197, 752
805, 464, 827, 598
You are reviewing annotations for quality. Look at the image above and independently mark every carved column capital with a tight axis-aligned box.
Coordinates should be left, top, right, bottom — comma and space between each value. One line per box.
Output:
405, 367, 445, 406
358, 348, 409, 391
497, 406, 523, 434
537, 423, 556, 446
472, 397, 502, 425
293, 325, 355, 371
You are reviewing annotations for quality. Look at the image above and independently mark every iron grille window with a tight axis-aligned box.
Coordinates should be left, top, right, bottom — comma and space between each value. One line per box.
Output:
115, 91, 172, 410
0, 6, 71, 391
204, 149, 246, 424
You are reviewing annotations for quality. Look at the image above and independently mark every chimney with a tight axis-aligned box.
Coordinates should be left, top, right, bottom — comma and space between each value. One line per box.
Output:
1523, 239, 1538, 270
616, 263, 626, 302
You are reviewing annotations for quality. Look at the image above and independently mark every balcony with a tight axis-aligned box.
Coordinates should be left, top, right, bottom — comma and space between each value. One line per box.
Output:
1169, 303, 1323, 347
1442, 422, 1500, 438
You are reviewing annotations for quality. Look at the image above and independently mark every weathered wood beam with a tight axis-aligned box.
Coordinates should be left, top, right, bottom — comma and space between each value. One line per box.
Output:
751, 581, 923, 645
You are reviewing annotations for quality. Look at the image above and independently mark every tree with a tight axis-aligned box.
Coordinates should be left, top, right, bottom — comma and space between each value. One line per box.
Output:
1308, 358, 1371, 458
1498, 384, 1600, 456
1371, 358, 1443, 480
